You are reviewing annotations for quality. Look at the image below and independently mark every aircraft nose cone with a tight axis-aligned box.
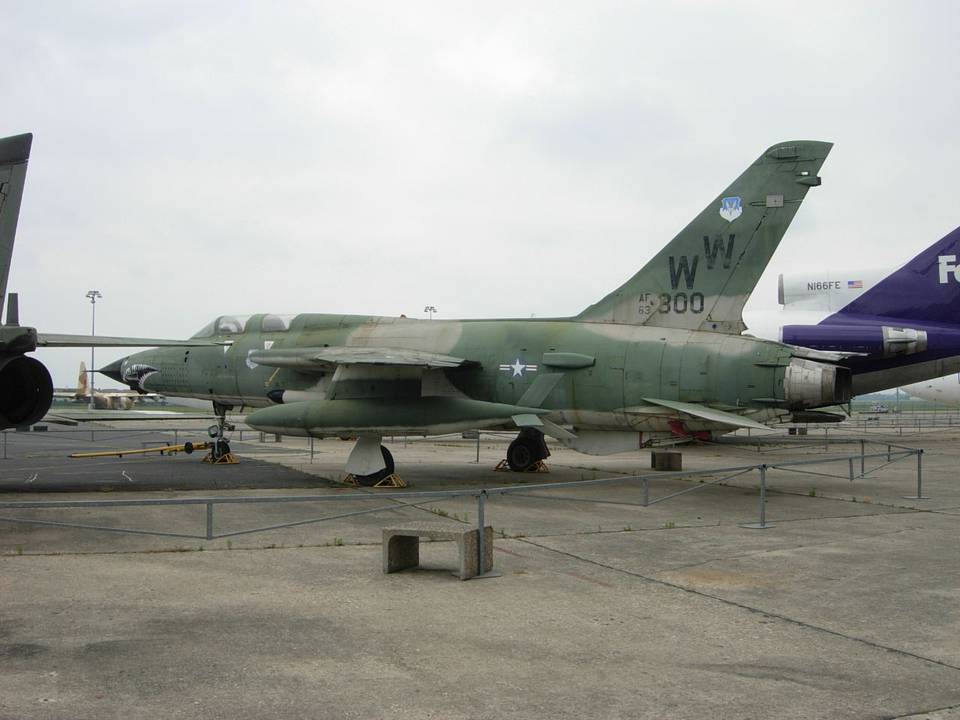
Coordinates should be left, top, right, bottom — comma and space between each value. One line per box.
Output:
98, 357, 125, 384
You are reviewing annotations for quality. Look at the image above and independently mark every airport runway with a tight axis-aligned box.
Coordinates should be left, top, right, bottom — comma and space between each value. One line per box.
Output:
2, 425, 960, 719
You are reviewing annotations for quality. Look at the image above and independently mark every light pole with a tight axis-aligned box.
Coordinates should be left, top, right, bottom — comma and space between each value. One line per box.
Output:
85, 290, 102, 409
423, 305, 436, 320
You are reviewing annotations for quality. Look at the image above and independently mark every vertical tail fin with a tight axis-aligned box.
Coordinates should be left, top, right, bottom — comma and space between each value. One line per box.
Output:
0, 134, 33, 322
577, 140, 832, 333
77, 361, 89, 398
822, 226, 960, 327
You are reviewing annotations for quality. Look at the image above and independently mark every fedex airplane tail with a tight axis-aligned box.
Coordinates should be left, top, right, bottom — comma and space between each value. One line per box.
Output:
821, 226, 960, 327
777, 225, 960, 394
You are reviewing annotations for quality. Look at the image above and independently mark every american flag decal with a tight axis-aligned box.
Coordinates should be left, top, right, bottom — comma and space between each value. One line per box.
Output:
847, 280, 863, 289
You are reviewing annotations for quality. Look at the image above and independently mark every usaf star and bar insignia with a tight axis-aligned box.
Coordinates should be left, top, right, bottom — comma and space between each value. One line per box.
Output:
499, 357, 538, 378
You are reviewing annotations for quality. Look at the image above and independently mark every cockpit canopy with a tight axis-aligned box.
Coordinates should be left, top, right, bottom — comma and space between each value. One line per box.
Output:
190, 314, 294, 337
191, 316, 250, 337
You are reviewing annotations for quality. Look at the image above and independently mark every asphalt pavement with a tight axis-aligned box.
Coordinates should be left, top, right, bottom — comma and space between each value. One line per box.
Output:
1, 424, 959, 719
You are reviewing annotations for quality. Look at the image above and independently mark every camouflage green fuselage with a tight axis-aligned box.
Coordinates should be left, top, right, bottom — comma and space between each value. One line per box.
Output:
123, 313, 793, 434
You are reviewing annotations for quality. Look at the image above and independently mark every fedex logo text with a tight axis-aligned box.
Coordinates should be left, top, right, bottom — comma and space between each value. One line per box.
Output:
938, 255, 960, 284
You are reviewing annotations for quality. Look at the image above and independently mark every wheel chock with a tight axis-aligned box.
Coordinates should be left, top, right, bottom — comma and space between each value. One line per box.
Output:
494, 459, 549, 473
203, 452, 240, 465
342, 473, 407, 488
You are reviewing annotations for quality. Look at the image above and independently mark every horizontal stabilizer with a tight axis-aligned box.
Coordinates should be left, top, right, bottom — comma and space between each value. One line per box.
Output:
785, 344, 864, 363
248, 346, 473, 371
637, 398, 770, 430
38, 333, 221, 348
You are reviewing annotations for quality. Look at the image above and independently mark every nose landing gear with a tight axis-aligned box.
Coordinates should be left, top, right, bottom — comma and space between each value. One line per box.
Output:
205, 402, 239, 465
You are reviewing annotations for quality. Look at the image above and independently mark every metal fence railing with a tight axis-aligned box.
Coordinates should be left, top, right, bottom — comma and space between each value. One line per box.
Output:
0, 441, 926, 576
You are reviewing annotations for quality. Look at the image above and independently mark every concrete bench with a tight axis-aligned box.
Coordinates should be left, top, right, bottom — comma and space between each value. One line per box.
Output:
651, 450, 682, 471
383, 523, 494, 580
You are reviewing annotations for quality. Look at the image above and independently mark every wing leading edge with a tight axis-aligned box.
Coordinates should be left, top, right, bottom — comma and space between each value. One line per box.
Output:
248, 346, 475, 371
38, 334, 222, 348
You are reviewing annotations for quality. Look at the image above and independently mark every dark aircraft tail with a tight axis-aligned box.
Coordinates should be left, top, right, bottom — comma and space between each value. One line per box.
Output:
0, 133, 32, 321
577, 140, 832, 333
821, 225, 960, 327
0, 133, 53, 428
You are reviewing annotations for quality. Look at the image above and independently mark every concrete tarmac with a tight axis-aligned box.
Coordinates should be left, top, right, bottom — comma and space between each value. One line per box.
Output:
1, 425, 960, 719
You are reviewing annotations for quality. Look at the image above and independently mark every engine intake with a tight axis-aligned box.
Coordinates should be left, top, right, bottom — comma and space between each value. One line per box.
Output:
784, 358, 852, 409
0, 354, 53, 428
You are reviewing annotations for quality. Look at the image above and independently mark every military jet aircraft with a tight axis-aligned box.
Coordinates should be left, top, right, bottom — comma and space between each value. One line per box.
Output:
0, 133, 217, 430
105, 140, 850, 483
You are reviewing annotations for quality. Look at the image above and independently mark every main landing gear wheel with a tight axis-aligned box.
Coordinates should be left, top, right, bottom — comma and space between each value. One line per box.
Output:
353, 445, 395, 486
506, 428, 550, 472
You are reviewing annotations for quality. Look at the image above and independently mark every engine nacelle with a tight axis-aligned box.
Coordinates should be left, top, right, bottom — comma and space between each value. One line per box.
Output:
0, 354, 53, 428
784, 358, 852, 409
782, 324, 928, 357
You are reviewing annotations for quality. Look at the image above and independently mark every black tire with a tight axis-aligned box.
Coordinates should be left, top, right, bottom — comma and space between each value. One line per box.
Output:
212, 439, 231, 459
506, 439, 536, 472
354, 445, 395, 486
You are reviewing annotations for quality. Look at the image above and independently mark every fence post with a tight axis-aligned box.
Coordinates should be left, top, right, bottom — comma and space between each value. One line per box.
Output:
760, 466, 767, 526
3, 431, 6, 460
903, 449, 929, 500
848, 457, 854, 482
477, 491, 486, 577
860, 439, 865, 477
741, 465, 773, 529
310, 437, 314, 463
642, 477, 649, 507
205, 502, 214, 541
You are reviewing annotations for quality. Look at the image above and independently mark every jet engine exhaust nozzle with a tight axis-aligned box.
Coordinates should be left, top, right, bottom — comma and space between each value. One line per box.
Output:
0, 354, 53, 428
783, 358, 852, 409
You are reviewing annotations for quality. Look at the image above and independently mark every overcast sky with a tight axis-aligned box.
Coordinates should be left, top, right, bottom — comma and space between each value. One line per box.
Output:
4, 1, 959, 387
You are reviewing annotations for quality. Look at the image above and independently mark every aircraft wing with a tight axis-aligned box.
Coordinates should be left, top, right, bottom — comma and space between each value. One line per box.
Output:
248, 346, 475, 371
43, 409, 220, 425
635, 398, 771, 431
37, 334, 221, 348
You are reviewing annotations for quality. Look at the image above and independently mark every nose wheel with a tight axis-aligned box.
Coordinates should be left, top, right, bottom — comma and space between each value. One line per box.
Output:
205, 402, 239, 465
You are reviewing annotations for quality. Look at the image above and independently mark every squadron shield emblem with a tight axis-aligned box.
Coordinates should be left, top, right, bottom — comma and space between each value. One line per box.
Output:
719, 196, 742, 222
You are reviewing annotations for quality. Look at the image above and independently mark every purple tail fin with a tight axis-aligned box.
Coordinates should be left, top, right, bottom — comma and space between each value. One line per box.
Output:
822, 226, 960, 327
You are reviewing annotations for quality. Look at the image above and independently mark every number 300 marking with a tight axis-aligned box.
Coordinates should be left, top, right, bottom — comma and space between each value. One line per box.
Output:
657, 292, 704, 314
